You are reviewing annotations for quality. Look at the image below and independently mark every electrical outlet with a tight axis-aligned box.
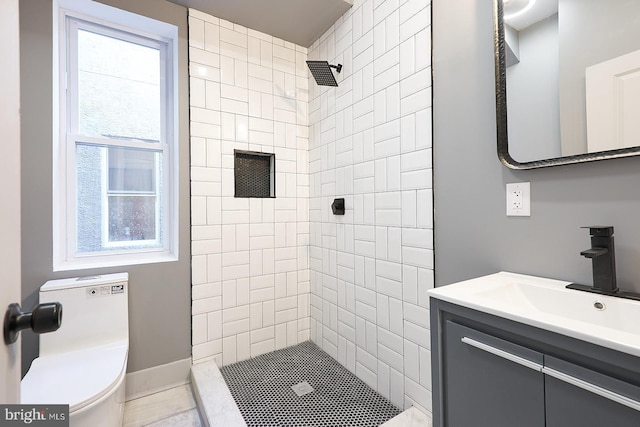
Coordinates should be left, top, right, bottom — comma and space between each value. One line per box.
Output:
512, 189, 523, 209
506, 182, 530, 216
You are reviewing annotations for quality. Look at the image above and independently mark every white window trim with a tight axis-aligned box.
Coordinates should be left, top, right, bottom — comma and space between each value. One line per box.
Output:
53, 0, 179, 271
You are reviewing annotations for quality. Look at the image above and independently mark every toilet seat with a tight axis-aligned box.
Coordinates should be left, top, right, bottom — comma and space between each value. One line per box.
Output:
22, 342, 128, 412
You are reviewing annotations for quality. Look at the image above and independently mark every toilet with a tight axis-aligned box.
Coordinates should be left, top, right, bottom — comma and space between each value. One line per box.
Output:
21, 273, 129, 427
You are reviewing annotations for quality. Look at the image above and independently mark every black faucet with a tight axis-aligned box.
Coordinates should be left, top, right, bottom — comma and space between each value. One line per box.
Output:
580, 226, 617, 293
567, 226, 640, 300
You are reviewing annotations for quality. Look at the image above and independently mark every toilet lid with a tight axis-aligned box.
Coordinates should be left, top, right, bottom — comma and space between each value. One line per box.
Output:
21, 342, 128, 412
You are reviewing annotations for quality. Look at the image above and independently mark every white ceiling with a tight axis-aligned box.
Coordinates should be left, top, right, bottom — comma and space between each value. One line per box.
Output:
168, 0, 353, 48
505, 0, 558, 31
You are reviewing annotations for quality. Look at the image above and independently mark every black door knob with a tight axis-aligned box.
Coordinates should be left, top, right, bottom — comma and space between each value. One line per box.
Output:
3, 302, 63, 345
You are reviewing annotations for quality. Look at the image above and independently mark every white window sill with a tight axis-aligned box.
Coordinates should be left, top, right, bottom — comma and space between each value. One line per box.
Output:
53, 251, 178, 272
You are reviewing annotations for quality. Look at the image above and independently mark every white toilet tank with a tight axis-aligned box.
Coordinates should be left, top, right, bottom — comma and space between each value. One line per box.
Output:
38, 273, 129, 355
21, 273, 129, 427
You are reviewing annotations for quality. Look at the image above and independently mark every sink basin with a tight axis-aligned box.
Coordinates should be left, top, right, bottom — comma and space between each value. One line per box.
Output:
428, 272, 640, 357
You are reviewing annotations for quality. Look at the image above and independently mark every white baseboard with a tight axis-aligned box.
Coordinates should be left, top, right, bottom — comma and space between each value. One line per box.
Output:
125, 357, 192, 401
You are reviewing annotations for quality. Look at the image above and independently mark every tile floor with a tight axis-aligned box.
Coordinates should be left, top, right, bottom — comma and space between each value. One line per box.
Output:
220, 341, 400, 427
123, 384, 203, 427
123, 375, 431, 427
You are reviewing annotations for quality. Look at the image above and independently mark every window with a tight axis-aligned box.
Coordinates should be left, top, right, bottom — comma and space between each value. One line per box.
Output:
54, 0, 178, 270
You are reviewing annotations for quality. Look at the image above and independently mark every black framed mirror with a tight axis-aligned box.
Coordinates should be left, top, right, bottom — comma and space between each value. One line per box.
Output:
494, 0, 640, 169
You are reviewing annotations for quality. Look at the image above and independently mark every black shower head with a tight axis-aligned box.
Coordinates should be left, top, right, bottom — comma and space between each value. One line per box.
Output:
306, 60, 342, 87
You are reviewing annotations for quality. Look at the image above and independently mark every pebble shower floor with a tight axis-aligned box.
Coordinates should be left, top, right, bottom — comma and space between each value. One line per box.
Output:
220, 341, 401, 427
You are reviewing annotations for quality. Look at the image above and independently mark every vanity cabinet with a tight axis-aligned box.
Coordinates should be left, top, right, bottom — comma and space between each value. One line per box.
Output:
431, 300, 640, 427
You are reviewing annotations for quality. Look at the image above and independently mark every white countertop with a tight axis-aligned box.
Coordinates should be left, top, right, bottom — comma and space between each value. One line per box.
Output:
428, 272, 640, 358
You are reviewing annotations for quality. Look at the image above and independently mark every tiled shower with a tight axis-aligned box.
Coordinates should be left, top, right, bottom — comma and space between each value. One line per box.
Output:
189, 8, 312, 364
189, 0, 433, 417
307, 0, 433, 414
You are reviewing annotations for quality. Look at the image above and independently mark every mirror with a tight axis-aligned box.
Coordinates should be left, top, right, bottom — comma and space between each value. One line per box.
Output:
494, 0, 640, 169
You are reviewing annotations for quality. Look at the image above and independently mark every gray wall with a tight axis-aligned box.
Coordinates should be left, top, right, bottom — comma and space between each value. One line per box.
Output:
20, 0, 191, 376
559, 0, 640, 155
507, 15, 560, 162
433, 0, 640, 293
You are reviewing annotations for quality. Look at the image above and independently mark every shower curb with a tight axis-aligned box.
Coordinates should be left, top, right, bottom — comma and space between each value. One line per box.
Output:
191, 360, 247, 427
380, 407, 433, 426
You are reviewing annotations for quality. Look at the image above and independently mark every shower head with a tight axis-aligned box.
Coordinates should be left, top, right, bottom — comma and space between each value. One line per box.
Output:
306, 60, 342, 87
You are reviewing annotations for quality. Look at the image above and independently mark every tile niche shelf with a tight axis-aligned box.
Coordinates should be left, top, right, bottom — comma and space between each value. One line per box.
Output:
234, 150, 275, 198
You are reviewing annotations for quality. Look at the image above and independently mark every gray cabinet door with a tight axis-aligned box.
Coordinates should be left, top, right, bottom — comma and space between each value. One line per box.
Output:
545, 356, 640, 427
443, 321, 545, 427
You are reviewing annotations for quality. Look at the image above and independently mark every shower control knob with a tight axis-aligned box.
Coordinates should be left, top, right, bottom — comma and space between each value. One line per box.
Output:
331, 198, 345, 215
3, 302, 63, 345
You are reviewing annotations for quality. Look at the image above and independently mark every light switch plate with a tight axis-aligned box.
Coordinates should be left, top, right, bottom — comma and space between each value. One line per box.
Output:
506, 182, 530, 216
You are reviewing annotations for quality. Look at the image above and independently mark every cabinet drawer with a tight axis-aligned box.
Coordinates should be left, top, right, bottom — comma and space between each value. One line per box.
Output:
443, 321, 545, 427
545, 355, 640, 427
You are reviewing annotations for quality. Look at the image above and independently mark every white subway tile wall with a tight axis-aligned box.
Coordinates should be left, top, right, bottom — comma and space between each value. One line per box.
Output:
189, 0, 433, 418
189, 10, 311, 368
307, 0, 433, 416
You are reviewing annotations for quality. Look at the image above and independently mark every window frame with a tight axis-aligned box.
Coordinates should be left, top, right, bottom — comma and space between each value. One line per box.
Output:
53, 0, 179, 271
